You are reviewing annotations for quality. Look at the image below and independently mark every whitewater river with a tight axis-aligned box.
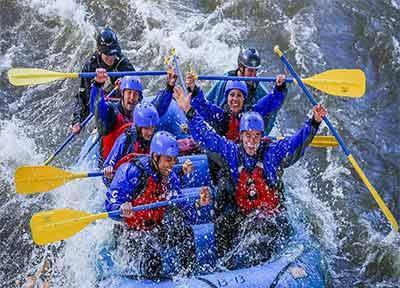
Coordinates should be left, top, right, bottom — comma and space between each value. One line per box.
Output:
0, 0, 399, 287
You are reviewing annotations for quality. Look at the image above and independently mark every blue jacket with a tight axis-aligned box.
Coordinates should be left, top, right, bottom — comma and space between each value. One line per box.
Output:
105, 156, 211, 224
91, 82, 174, 136
192, 85, 287, 139
186, 111, 320, 187
205, 69, 280, 133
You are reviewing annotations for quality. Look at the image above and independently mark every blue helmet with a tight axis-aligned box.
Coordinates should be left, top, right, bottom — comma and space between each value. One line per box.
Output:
150, 131, 179, 157
133, 103, 160, 128
238, 48, 261, 69
120, 76, 143, 95
97, 27, 120, 56
240, 112, 264, 132
224, 80, 248, 99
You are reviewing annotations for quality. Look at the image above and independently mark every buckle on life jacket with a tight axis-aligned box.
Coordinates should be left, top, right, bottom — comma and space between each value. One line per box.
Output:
235, 165, 280, 215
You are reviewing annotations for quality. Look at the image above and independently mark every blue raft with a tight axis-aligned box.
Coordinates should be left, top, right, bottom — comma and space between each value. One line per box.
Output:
98, 228, 326, 288
76, 102, 327, 288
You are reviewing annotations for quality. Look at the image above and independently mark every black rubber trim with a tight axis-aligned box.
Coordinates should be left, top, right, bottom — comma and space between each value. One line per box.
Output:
195, 276, 219, 288
269, 261, 293, 288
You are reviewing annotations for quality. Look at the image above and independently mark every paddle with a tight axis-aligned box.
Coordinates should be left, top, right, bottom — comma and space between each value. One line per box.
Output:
42, 88, 118, 166
197, 69, 365, 98
15, 166, 103, 194
16, 154, 214, 194
31, 191, 201, 245
8, 68, 365, 98
274, 46, 398, 232
8, 68, 167, 86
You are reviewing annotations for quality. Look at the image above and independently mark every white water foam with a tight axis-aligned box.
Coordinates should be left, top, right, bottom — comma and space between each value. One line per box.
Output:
0, 118, 44, 186
285, 163, 339, 253
392, 36, 400, 69
24, 0, 94, 35
130, 0, 246, 73
285, 8, 326, 74
390, 0, 400, 10
0, 118, 53, 285
0, 54, 12, 74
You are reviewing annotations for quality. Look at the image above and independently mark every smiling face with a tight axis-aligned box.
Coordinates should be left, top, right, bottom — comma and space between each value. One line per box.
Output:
154, 154, 177, 176
241, 130, 262, 156
122, 89, 140, 112
227, 89, 244, 114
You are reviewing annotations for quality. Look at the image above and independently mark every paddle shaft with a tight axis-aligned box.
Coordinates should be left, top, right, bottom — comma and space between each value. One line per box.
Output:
43, 88, 118, 166
107, 193, 198, 218
77, 153, 199, 180
274, 46, 398, 232
78, 71, 167, 78
197, 75, 292, 83
43, 114, 94, 166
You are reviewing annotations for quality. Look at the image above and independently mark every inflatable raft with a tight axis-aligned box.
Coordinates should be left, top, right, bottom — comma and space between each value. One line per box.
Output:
76, 103, 327, 288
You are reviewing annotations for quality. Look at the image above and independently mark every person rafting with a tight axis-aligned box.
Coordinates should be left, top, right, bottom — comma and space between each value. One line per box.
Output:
105, 131, 212, 279
206, 47, 280, 133
174, 85, 327, 268
92, 67, 178, 167
102, 102, 159, 181
102, 103, 196, 185
186, 73, 287, 143
186, 73, 286, 208
70, 27, 135, 135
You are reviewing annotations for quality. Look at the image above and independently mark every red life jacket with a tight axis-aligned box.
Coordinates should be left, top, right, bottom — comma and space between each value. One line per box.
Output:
235, 162, 280, 215
101, 112, 132, 159
226, 113, 240, 142
114, 143, 149, 171
125, 176, 168, 230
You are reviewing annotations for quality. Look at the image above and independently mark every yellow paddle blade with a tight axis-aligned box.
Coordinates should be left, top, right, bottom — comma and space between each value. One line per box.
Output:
8, 68, 79, 86
31, 209, 108, 245
276, 135, 338, 148
15, 166, 87, 194
302, 69, 366, 97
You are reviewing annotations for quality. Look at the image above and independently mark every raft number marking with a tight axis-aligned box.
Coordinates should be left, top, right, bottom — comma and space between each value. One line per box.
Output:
217, 275, 246, 287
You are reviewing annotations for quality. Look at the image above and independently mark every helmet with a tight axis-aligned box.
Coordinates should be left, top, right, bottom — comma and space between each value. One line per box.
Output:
120, 76, 143, 94
224, 80, 248, 99
150, 131, 179, 157
240, 112, 264, 132
238, 48, 261, 69
97, 27, 120, 56
134, 103, 160, 128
